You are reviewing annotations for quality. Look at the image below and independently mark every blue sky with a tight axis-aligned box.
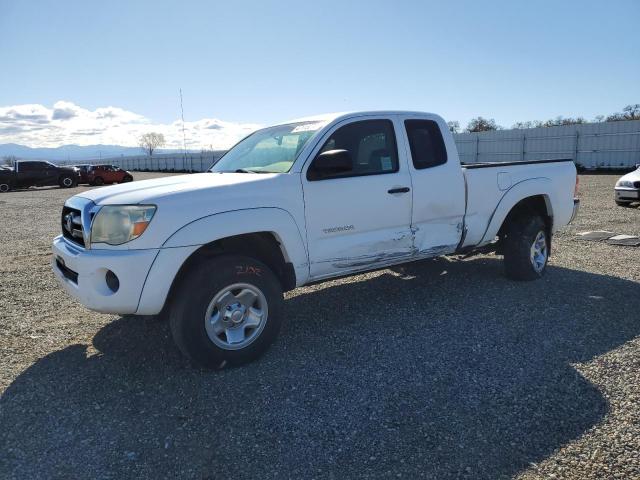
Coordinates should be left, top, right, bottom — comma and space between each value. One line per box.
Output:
0, 0, 638, 148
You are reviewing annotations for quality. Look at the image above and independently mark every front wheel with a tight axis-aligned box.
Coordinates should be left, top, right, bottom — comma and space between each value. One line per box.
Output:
122, 175, 133, 182
59, 175, 76, 188
0, 182, 10, 193
616, 200, 632, 207
169, 254, 283, 369
503, 214, 549, 281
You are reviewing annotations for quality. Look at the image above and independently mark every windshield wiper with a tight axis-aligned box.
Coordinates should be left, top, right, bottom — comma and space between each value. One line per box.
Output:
234, 168, 276, 174
213, 168, 277, 174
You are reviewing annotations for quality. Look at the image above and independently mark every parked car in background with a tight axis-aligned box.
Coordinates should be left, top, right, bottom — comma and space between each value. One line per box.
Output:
615, 165, 640, 206
0, 160, 79, 192
53, 110, 580, 368
74, 164, 93, 184
86, 165, 133, 186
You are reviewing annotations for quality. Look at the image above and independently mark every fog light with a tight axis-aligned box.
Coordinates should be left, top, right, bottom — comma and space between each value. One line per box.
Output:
105, 270, 120, 293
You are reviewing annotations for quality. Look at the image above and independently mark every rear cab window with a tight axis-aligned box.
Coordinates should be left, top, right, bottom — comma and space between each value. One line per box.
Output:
404, 119, 447, 169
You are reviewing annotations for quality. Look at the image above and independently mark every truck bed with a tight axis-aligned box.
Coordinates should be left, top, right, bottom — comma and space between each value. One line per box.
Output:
460, 158, 577, 248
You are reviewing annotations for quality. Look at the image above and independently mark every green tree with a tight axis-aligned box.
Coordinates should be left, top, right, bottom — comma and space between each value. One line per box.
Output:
466, 117, 501, 133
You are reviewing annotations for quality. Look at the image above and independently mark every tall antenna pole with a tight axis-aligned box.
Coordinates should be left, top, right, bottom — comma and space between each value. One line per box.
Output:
180, 88, 189, 172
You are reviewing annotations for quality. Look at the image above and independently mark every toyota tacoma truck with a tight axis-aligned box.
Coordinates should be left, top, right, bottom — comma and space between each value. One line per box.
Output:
0, 160, 79, 192
52, 111, 580, 368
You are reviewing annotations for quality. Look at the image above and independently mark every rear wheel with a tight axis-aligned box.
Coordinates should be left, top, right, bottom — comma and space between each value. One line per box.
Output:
92, 176, 104, 186
616, 200, 632, 207
0, 182, 10, 193
169, 254, 283, 369
503, 214, 549, 281
59, 175, 76, 188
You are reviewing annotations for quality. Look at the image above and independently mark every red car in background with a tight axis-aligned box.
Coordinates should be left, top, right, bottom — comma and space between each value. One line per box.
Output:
86, 165, 134, 185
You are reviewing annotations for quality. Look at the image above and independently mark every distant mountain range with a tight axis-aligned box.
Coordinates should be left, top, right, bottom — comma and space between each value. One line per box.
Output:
0, 143, 189, 162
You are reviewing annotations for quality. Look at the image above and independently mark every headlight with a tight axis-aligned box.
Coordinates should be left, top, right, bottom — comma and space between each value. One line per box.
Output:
91, 205, 156, 245
616, 180, 634, 188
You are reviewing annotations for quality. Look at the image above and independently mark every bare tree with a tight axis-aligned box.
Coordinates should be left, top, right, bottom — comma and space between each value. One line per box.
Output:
447, 121, 460, 134
2, 155, 17, 167
607, 104, 640, 122
138, 132, 166, 156
541, 116, 586, 127
512, 120, 541, 130
466, 117, 501, 133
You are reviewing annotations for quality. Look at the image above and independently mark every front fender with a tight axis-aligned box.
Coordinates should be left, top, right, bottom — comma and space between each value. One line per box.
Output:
479, 177, 554, 245
162, 207, 310, 284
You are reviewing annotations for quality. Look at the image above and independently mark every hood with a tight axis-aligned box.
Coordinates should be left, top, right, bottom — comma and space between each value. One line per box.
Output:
618, 167, 640, 184
77, 172, 279, 205
71, 171, 304, 250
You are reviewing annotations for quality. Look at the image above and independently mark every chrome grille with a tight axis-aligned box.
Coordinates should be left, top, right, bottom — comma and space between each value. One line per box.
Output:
61, 206, 85, 247
60, 197, 98, 249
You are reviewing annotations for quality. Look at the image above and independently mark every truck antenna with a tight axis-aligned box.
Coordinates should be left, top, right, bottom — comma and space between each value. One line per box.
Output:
179, 88, 189, 172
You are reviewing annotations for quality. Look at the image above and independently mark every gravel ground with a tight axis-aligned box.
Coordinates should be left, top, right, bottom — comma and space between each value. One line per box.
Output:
0, 172, 639, 479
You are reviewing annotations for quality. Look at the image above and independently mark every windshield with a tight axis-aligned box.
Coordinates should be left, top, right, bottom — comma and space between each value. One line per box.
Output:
211, 121, 326, 173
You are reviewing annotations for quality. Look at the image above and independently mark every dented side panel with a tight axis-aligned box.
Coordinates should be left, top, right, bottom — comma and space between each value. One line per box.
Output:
302, 115, 415, 280
397, 113, 467, 255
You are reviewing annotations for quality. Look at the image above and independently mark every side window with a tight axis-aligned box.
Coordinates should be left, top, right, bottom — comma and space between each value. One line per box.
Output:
309, 119, 398, 180
19, 162, 40, 171
404, 120, 447, 169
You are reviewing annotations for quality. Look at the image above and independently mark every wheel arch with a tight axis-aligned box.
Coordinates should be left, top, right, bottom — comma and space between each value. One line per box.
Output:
176, 231, 296, 289
480, 178, 555, 245
498, 194, 553, 238
141, 208, 309, 316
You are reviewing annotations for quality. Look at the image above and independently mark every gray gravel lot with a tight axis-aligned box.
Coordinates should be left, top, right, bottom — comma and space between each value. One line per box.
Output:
1, 172, 639, 479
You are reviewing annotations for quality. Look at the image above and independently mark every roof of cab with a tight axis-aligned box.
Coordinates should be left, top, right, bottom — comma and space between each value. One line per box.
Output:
281, 110, 442, 126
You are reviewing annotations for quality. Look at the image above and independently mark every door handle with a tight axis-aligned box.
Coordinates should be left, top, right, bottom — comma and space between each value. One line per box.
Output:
388, 187, 410, 194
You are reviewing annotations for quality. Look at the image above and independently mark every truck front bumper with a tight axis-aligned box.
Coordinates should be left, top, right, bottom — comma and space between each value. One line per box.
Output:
51, 235, 159, 314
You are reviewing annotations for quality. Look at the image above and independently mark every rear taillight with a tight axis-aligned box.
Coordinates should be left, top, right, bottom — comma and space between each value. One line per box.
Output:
574, 175, 580, 197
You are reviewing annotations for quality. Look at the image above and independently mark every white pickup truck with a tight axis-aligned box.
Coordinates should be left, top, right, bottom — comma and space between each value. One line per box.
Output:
52, 111, 579, 368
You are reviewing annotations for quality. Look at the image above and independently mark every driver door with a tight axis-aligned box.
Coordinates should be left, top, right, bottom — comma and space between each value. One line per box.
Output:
302, 117, 414, 280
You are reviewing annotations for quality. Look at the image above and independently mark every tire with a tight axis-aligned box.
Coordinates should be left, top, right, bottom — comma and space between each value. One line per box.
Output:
122, 175, 133, 182
0, 182, 10, 193
169, 254, 284, 369
616, 200, 632, 207
92, 176, 104, 186
503, 214, 549, 281
59, 175, 76, 188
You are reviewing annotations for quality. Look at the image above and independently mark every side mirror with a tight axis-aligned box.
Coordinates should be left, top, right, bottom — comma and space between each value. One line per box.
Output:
308, 149, 353, 180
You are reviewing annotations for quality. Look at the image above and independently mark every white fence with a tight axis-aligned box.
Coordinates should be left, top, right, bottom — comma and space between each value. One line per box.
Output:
453, 119, 640, 170
96, 119, 640, 173
104, 152, 223, 172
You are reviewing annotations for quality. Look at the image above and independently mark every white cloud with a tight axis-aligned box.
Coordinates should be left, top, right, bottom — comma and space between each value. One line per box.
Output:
0, 101, 261, 150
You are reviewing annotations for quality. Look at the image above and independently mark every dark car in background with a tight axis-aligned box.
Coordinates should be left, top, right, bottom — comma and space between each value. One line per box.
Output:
0, 161, 79, 192
86, 164, 133, 185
